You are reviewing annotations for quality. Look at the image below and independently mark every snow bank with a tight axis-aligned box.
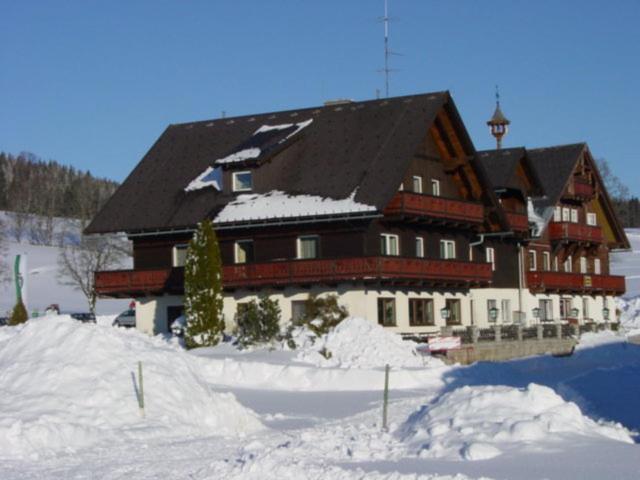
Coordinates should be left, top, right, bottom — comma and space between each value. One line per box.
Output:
295, 317, 442, 369
215, 189, 376, 224
397, 384, 633, 461
617, 296, 640, 335
0, 316, 262, 459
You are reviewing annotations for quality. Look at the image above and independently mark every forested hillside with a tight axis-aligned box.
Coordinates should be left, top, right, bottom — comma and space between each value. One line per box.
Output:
0, 152, 119, 244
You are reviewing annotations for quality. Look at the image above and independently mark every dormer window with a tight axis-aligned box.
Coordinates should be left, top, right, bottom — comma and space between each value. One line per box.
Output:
412, 175, 423, 193
232, 171, 253, 192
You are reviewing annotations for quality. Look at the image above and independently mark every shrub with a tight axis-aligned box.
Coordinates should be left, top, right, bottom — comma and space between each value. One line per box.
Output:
9, 301, 28, 326
299, 294, 348, 336
235, 296, 281, 348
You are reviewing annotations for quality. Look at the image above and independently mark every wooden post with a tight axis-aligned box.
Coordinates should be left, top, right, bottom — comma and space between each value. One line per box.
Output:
382, 364, 390, 432
138, 361, 145, 417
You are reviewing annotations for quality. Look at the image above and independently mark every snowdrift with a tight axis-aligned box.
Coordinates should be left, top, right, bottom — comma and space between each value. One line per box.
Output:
397, 384, 633, 461
0, 316, 262, 459
618, 296, 640, 335
295, 317, 441, 369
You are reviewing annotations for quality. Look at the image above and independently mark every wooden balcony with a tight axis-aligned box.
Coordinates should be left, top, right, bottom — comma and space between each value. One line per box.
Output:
95, 257, 493, 297
564, 179, 594, 200
548, 222, 603, 244
527, 271, 625, 295
384, 192, 484, 225
506, 212, 529, 232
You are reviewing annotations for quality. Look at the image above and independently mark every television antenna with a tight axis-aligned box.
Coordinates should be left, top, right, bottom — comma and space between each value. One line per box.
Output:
378, 0, 400, 98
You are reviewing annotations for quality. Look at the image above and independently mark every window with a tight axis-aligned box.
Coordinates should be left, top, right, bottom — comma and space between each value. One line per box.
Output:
501, 299, 512, 323
564, 255, 572, 273
580, 256, 587, 274
440, 240, 456, 259
594, 258, 601, 275
380, 234, 400, 256
431, 179, 440, 196
469, 245, 474, 261
586, 212, 597, 226
297, 236, 319, 259
409, 299, 434, 326
377, 298, 396, 327
415, 237, 424, 258
172, 244, 188, 267
487, 299, 498, 323
528, 250, 537, 271
542, 252, 551, 271
539, 299, 553, 322
553, 256, 559, 272
445, 299, 461, 326
486, 247, 496, 271
570, 209, 579, 223
582, 297, 589, 320
291, 300, 307, 323
554, 206, 562, 222
232, 171, 253, 192
412, 175, 423, 193
560, 298, 573, 319
562, 207, 570, 222
234, 240, 254, 264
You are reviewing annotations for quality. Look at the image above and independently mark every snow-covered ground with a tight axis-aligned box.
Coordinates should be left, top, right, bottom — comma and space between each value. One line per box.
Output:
0, 226, 639, 478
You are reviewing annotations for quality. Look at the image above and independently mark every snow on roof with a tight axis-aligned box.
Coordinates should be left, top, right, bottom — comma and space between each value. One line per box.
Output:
214, 189, 377, 224
213, 118, 313, 166
184, 166, 221, 192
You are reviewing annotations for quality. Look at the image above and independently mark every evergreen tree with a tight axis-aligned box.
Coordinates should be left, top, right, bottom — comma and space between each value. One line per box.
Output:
9, 301, 28, 326
184, 219, 224, 348
234, 296, 281, 347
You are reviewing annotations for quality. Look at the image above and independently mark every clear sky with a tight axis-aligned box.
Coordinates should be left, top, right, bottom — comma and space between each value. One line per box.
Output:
1, 1, 639, 193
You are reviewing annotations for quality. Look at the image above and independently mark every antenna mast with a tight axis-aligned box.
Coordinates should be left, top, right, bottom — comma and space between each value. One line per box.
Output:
379, 0, 399, 98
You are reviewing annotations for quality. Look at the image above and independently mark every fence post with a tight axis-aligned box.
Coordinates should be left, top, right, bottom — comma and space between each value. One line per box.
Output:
471, 326, 479, 344
382, 364, 390, 432
493, 325, 501, 343
517, 325, 523, 342
138, 361, 145, 417
536, 325, 543, 341
556, 323, 562, 339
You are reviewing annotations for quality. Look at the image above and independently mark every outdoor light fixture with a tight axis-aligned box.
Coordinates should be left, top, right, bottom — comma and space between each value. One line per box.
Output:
440, 307, 451, 320
489, 307, 499, 321
532, 307, 541, 319
603, 307, 610, 320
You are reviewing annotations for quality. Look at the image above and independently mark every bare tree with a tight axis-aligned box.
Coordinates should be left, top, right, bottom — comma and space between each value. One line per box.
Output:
57, 234, 128, 313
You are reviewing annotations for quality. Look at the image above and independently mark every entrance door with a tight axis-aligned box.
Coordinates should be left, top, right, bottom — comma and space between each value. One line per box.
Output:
167, 306, 184, 332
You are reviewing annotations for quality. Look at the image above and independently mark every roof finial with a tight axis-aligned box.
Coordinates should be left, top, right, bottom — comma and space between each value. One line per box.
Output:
487, 85, 510, 150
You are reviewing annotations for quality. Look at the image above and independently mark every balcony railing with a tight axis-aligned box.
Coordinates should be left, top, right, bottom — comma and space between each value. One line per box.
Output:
548, 222, 603, 243
564, 179, 594, 199
526, 271, 625, 295
384, 192, 484, 224
505, 212, 529, 232
95, 256, 493, 297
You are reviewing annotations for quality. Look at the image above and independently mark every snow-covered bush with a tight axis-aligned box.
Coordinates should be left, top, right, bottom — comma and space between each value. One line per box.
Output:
284, 294, 348, 348
234, 296, 281, 348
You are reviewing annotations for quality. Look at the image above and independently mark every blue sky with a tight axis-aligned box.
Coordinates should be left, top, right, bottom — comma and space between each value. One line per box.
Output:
1, 1, 639, 193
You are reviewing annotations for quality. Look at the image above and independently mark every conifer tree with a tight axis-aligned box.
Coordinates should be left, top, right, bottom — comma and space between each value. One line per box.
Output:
184, 219, 224, 348
9, 301, 28, 326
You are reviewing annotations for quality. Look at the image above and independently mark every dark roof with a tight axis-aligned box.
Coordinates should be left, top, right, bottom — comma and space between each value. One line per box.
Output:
487, 104, 510, 126
476, 147, 526, 190
86, 92, 463, 234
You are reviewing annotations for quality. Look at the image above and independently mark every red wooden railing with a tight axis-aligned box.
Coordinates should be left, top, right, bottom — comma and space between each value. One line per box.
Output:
548, 222, 603, 243
95, 257, 493, 297
565, 179, 594, 199
506, 212, 529, 232
526, 271, 625, 295
384, 192, 484, 223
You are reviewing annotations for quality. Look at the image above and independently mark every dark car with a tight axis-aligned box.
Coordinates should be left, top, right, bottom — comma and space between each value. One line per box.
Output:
0, 316, 8, 327
113, 309, 136, 328
67, 312, 96, 323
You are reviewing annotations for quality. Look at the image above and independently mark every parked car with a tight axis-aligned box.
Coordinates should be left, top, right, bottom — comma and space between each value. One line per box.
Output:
0, 316, 8, 327
112, 309, 136, 328
67, 312, 96, 323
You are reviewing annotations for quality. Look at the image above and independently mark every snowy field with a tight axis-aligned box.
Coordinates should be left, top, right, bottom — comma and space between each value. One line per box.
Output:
0, 227, 639, 478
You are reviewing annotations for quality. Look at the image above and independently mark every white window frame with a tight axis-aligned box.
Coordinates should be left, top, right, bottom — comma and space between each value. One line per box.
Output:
486, 247, 496, 271
380, 234, 400, 256
469, 245, 474, 261
440, 239, 456, 260
172, 244, 188, 267
580, 256, 587, 274
553, 256, 559, 272
528, 250, 537, 271
564, 255, 573, 273
554, 206, 562, 222
586, 212, 597, 226
594, 258, 601, 275
431, 179, 440, 196
582, 297, 590, 320
415, 236, 424, 258
296, 235, 319, 260
501, 299, 512, 323
570, 208, 579, 223
487, 299, 498, 323
412, 175, 423, 194
542, 252, 551, 271
232, 170, 253, 192
234, 240, 254, 264
562, 207, 570, 222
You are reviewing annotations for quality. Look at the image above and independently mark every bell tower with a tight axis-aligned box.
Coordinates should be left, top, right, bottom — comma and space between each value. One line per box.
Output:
487, 86, 510, 149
